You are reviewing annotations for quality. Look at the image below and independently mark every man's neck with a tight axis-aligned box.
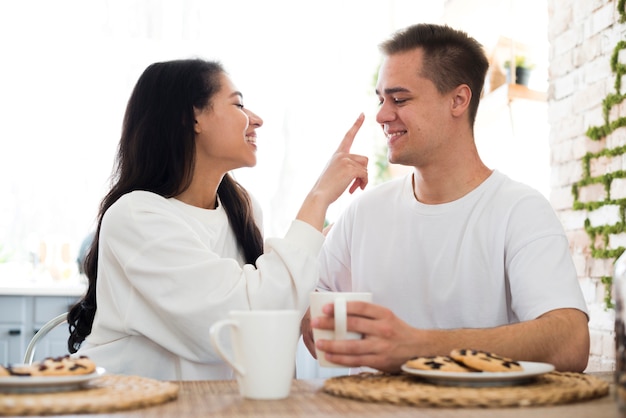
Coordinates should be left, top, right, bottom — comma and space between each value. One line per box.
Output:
411, 163, 492, 204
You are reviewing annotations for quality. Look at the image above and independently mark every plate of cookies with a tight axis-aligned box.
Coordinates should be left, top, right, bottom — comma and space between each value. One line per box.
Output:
401, 349, 554, 387
0, 355, 105, 393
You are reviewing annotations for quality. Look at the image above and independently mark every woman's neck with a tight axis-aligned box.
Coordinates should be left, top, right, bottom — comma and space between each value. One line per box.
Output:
174, 175, 222, 210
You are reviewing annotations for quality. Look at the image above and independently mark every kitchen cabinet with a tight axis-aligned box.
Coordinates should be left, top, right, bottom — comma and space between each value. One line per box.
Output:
0, 295, 78, 365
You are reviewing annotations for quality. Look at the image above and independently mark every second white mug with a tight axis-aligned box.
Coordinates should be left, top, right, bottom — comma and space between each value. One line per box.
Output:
309, 291, 373, 367
209, 310, 300, 399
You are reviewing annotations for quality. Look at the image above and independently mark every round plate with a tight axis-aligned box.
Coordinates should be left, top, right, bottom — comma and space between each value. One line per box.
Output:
401, 361, 554, 387
0, 367, 106, 393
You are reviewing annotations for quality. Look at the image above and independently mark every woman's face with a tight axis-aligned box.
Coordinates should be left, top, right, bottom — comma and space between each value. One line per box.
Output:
194, 73, 263, 174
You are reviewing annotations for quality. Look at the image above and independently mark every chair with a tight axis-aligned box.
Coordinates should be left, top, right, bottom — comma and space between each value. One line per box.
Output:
23, 312, 68, 364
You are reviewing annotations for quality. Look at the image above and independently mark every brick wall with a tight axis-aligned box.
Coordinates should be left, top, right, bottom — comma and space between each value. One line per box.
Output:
548, 0, 626, 371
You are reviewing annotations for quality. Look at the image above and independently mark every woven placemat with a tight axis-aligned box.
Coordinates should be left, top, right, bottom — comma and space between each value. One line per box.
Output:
0, 374, 179, 416
322, 372, 609, 408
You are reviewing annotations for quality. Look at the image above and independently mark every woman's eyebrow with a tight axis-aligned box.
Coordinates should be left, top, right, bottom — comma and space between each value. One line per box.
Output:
230, 91, 243, 99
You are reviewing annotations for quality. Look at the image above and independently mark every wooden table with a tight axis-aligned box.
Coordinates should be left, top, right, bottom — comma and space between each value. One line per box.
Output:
81, 373, 618, 418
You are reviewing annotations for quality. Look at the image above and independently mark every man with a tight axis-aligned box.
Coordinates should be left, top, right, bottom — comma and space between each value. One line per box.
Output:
302, 23, 589, 373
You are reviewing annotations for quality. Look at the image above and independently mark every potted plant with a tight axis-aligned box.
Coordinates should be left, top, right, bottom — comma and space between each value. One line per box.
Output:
504, 56, 534, 86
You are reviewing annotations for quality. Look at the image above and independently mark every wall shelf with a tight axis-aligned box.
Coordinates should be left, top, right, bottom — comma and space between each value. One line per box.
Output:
482, 82, 547, 107
486, 35, 546, 103
506, 83, 547, 102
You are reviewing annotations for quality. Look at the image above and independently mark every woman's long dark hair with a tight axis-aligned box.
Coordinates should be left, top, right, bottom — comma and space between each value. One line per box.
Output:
68, 59, 264, 353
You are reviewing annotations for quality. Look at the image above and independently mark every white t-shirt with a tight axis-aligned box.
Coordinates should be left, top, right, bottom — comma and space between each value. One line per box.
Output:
318, 171, 588, 329
79, 190, 324, 380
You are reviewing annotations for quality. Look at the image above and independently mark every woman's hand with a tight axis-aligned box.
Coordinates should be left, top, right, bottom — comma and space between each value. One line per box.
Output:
314, 113, 369, 202
296, 114, 369, 231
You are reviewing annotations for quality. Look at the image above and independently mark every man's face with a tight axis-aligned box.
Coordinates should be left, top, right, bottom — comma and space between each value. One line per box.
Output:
375, 48, 452, 168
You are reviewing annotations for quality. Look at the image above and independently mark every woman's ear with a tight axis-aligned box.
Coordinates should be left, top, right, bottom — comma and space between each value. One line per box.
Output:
193, 106, 203, 133
450, 84, 471, 117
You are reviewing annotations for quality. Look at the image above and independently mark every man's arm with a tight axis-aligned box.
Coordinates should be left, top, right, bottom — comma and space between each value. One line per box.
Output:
311, 302, 589, 372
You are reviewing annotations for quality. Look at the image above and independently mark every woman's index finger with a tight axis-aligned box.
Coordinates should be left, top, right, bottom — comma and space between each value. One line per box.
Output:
337, 113, 365, 153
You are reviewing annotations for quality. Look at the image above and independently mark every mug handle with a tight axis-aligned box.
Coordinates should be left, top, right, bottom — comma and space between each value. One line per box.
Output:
209, 319, 246, 376
334, 297, 347, 340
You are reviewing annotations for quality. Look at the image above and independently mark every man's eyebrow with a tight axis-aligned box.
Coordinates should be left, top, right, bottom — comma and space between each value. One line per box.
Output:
375, 87, 411, 96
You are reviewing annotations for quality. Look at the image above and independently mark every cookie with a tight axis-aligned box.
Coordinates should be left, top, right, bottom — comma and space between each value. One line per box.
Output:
5, 364, 36, 377
450, 349, 523, 372
404, 355, 475, 372
36, 355, 96, 376
0, 355, 97, 378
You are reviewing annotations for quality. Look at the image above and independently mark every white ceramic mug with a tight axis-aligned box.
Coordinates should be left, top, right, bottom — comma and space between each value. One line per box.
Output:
309, 291, 373, 367
209, 310, 300, 399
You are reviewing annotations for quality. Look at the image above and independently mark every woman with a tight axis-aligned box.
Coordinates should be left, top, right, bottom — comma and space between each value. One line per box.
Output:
68, 59, 368, 380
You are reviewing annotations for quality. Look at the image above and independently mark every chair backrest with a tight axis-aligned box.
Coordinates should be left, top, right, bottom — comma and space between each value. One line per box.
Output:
23, 312, 68, 364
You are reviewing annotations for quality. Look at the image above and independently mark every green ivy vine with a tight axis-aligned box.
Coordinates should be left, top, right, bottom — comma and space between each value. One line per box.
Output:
572, 9, 626, 308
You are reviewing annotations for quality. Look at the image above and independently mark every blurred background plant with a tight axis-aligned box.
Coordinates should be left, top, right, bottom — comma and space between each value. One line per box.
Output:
0, 244, 12, 264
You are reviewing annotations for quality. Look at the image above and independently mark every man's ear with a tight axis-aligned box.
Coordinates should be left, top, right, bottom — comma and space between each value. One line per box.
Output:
450, 84, 471, 117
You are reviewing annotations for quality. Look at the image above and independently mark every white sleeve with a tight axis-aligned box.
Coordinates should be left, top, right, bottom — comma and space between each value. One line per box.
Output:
505, 194, 589, 321
96, 194, 324, 363
318, 204, 355, 292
